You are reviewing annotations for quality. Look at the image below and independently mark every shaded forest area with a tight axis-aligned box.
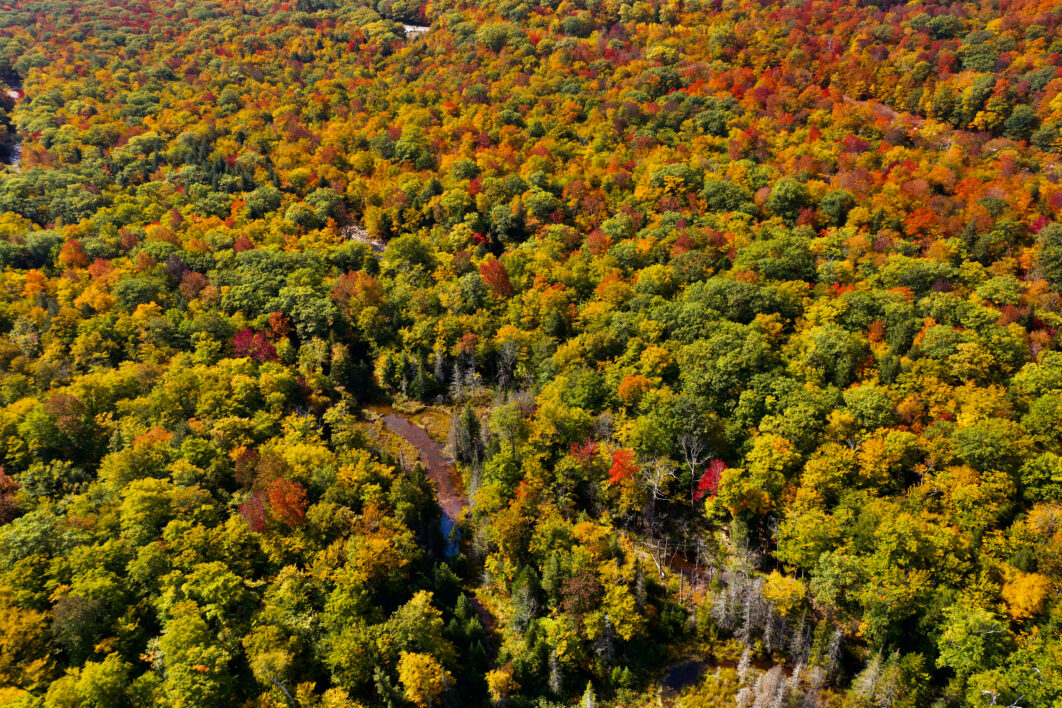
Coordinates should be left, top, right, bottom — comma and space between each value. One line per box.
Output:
0, 0, 1061, 705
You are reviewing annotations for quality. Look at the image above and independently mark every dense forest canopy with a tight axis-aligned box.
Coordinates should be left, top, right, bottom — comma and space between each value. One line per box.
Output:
0, 0, 1061, 705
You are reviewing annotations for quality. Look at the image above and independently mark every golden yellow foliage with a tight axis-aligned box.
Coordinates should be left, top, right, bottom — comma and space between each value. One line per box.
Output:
1002, 572, 1052, 621
397, 651, 452, 707
762, 571, 807, 616
485, 664, 518, 703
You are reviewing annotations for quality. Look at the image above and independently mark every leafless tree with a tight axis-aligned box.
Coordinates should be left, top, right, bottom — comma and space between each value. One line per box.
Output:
802, 668, 826, 708
498, 338, 519, 389
433, 345, 447, 383
751, 665, 786, 708
641, 457, 678, 534
593, 412, 615, 443
678, 432, 707, 504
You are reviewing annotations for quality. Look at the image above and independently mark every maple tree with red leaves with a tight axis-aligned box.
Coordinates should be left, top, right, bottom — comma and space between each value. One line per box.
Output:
479, 259, 514, 297
267, 478, 308, 529
694, 459, 725, 502
608, 449, 638, 485
233, 329, 278, 362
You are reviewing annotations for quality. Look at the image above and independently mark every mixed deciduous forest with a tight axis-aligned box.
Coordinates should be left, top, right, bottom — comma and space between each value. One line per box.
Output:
0, 0, 1061, 705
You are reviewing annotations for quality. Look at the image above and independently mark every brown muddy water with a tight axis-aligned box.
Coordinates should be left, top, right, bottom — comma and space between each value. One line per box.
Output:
368, 407, 467, 555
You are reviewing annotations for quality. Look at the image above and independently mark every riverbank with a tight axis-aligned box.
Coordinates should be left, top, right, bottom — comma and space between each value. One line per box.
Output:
363, 404, 466, 555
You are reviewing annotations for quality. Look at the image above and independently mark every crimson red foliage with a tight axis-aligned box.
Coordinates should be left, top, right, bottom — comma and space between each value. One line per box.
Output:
608, 449, 637, 485
233, 329, 278, 362
694, 459, 725, 501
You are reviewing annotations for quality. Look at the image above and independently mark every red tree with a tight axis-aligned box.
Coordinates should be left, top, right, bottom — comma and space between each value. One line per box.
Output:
233, 329, 278, 362
0, 468, 19, 524
233, 236, 255, 253
238, 490, 268, 532
267, 479, 308, 528
480, 259, 513, 297
58, 239, 89, 269
695, 459, 725, 501
608, 449, 638, 485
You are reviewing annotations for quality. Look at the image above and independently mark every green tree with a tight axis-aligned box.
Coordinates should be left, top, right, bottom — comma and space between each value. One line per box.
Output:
766, 177, 811, 224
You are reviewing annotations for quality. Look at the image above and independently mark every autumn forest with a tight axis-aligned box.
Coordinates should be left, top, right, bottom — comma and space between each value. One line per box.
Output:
0, 0, 1060, 705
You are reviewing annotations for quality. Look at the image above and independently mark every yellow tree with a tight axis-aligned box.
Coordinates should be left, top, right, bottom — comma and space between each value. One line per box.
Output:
396, 651, 452, 707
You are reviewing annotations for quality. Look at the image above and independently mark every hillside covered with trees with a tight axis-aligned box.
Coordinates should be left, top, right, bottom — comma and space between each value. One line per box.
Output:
0, 0, 1061, 705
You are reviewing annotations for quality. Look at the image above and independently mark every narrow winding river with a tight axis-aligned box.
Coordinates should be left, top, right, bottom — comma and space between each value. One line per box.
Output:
372, 408, 467, 555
